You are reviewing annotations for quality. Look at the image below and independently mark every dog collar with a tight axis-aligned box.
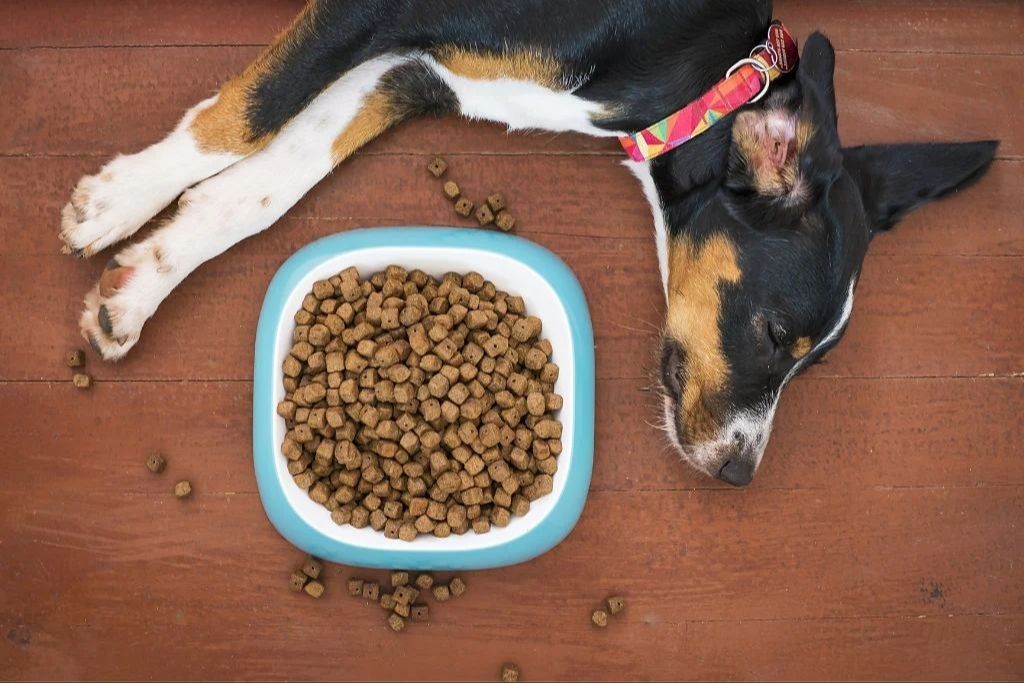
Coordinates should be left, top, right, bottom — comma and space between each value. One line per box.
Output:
619, 21, 799, 162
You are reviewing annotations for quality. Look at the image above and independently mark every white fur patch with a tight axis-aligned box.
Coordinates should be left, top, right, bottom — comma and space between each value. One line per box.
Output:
80, 55, 408, 359
423, 55, 621, 137
623, 160, 670, 295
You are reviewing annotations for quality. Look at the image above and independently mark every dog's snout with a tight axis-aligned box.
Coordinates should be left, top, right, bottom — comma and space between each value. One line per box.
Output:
717, 458, 755, 487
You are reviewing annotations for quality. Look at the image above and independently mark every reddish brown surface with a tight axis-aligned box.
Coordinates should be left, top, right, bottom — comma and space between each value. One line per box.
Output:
1, 2, 1022, 680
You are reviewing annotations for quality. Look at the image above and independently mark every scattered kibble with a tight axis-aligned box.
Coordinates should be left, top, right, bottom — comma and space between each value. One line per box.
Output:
487, 193, 506, 213
449, 577, 466, 598
607, 595, 625, 615
348, 578, 364, 596
391, 571, 409, 588
411, 604, 429, 621
387, 613, 406, 632
495, 211, 516, 232
432, 584, 451, 602
174, 480, 192, 498
304, 580, 325, 598
145, 451, 167, 474
415, 574, 434, 590
301, 556, 323, 579
591, 609, 608, 628
443, 180, 461, 200
72, 373, 92, 389
501, 663, 520, 682
289, 570, 309, 593
474, 203, 495, 225
65, 349, 85, 368
427, 157, 448, 178
454, 196, 474, 217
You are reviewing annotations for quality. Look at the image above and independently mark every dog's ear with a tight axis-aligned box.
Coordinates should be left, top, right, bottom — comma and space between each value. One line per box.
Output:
798, 32, 837, 131
843, 141, 999, 233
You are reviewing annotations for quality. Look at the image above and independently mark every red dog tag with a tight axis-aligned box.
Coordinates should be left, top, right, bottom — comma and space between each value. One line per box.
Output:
768, 22, 799, 74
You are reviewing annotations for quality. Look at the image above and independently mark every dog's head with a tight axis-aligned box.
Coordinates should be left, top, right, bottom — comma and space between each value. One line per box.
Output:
655, 33, 997, 485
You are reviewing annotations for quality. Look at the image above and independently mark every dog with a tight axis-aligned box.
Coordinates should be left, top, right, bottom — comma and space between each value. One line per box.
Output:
60, 0, 996, 486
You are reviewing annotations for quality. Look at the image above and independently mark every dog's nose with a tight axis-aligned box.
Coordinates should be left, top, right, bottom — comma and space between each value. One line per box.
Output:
717, 459, 755, 487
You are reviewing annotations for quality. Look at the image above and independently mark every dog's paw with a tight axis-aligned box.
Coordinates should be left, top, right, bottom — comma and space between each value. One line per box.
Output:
60, 158, 174, 258
79, 244, 171, 361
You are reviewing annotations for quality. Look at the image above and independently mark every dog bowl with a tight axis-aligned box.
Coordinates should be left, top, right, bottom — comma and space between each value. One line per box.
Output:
253, 227, 595, 570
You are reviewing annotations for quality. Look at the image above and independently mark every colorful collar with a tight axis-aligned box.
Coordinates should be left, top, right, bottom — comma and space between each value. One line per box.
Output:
619, 21, 799, 162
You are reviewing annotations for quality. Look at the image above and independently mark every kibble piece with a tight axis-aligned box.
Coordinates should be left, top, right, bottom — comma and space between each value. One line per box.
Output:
145, 452, 166, 474
501, 663, 520, 683
380, 593, 396, 610
391, 571, 409, 588
443, 180, 461, 200
591, 610, 609, 627
415, 574, 434, 590
289, 571, 308, 593
448, 577, 466, 598
474, 203, 495, 226
432, 584, 451, 602
72, 373, 92, 389
393, 602, 411, 618
348, 578, 364, 596
387, 613, 406, 632
174, 480, 192, 498
427, 157, 448, 178
65, 349, 85, 368
454, 197, 474, 217
304, 580, 325, 599
301, 556, 323, 580
411, 604, 429, 621
607, 595, 626, 615
495, 211, 516, 232
362, 582, 380, 601
487, 193, 507, 213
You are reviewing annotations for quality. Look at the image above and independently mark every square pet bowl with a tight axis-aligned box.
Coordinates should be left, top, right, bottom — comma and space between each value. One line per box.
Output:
253, 227, 594, 570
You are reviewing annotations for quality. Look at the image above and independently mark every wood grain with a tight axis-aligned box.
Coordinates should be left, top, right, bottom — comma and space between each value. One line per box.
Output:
1, 1, 1021, 680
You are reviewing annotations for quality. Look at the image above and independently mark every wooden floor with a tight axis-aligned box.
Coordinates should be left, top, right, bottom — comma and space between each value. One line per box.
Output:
1, 1, 1022, 680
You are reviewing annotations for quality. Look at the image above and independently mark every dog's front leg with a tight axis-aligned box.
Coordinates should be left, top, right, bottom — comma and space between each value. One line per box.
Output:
81, 55, 414, 360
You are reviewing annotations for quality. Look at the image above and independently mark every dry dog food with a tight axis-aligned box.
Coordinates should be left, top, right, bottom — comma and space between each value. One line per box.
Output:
290, 570, 309, 593
487, 194, 506, 213
501, 663, 521, 682
474, 203, 495, 226
301, 556, 323, 579
607, 595, 625, 615
174, 480, 192, 498
427, 157, 448, 178
304, 580, 325, 598
278, 266, 563, 542
495, 211, 516, 232
65, 349, 85, 367
146, 451, 167, 474
350, 571, 466, 632
73, 373, 92, 389
454, 197, 474, 217
443, 181, 461, 201
591, 609, 608, 628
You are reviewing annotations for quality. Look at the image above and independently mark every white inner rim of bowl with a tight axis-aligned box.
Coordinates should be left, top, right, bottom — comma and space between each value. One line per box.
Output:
268, 245, 576, 552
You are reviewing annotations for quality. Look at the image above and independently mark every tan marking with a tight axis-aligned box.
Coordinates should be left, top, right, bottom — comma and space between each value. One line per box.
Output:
791, 336, 812, 359
329, 90, 400, 166
665, 234, 742, 441
434, 47, 562, 88
189, 4, 316, 154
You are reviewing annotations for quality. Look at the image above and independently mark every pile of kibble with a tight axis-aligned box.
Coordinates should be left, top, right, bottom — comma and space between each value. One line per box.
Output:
426, 156, 517, 231
347, 570, 468, 632
278, 265, 564, 541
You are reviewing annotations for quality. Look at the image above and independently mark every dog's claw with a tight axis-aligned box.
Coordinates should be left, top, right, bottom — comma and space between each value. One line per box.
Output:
97, 305, 114, 335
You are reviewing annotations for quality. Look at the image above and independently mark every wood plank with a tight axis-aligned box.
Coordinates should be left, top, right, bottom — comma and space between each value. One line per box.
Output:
1, 48, 1020, 157
1, 486, 1020, 680
1, 377, 1020, 497
3, 0, 1021, 56
1, 243, 1020, 382
3, 156, 1021, 258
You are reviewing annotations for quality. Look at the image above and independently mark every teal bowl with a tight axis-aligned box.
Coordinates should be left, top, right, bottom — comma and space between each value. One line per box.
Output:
253, 227, 595, 570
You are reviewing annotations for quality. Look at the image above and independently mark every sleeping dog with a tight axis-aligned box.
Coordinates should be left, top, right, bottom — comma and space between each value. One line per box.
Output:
60, 0, 996, 486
